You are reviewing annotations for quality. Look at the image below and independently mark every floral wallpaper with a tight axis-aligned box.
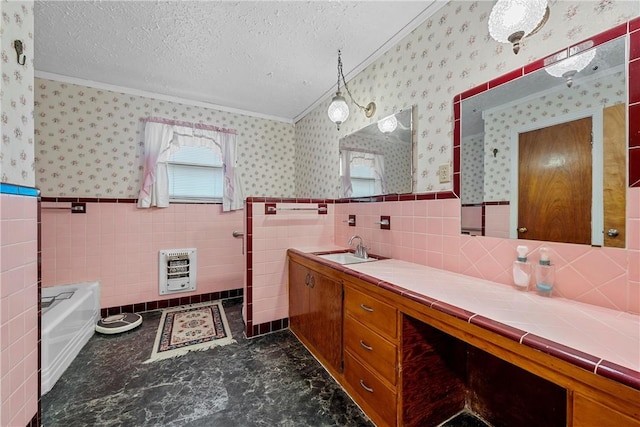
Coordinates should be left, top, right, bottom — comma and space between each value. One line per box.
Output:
483, 70, 625, 202
35, 79, 296, 198
1, 1, 35, 186
461, 133, 484, 205
294, 0, 637, 198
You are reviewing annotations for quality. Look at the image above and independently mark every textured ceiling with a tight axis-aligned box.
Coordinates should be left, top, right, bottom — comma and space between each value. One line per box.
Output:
34, 1, 446, 123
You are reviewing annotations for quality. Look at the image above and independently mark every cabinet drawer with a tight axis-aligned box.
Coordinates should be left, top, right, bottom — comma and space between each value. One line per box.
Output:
344, 314, 397, 385
344, 350, 397, 427
344, 284, 397, 340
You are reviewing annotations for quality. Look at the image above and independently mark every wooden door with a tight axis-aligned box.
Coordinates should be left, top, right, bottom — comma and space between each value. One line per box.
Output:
603, 104, 626, 248
518, 117, 592, 244
309, 272, 343, 373
288, 261, 310, 337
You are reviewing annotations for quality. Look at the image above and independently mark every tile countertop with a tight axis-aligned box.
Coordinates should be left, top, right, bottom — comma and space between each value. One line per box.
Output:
288, 247, 640, 390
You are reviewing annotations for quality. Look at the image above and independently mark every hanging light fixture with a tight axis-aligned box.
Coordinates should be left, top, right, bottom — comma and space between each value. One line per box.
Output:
545, 48, 597, 87
327, 50, 376, 130
377, 114, 398, 133
488, 0, 550, 54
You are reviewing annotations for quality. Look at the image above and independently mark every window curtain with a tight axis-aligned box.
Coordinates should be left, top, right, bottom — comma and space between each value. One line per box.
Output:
340, 149, 387, 197
137, 122, 175, 208
340, 150, 353, 198
137, 118, 244, 211
221, 132, 245, 212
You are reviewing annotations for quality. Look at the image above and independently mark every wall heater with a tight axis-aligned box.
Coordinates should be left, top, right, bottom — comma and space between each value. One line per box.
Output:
159, 248, 197, 295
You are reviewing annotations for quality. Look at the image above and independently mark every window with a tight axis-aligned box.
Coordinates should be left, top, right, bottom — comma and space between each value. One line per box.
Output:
350, 163, 376, 197
167, 144, 223, 201
340, 150, 386, 197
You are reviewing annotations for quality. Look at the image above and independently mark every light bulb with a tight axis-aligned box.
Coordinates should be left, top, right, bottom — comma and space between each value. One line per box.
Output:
328, 92, 349, 128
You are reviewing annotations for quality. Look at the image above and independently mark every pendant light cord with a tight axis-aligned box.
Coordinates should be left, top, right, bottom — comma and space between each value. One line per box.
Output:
337, 50, 367, 112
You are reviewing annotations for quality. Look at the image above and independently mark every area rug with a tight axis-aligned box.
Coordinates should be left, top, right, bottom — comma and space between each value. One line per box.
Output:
144, 301, 235, 363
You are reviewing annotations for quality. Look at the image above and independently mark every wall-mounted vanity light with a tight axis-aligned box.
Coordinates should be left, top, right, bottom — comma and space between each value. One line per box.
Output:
377, 114, 398, 133
327, 50, 376, 130
545, 47, 597, 87
488, 0, 550, 54
14, 40, 26, 65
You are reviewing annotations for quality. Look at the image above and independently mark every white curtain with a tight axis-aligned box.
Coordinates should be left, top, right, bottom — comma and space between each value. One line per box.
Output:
221, 132, 245, 212
341, 149, 387, 197
373, 153, 387, 195
137, 120, 244, 211
137, 122, 175, 208
340, 150, 353, 198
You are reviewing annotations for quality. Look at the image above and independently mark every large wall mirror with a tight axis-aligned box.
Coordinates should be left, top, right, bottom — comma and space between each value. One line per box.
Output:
459, 35, 627, 248
339, 108, 413, 197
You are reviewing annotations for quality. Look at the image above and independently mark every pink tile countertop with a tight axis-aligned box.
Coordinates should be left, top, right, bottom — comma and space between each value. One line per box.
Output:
288, 247, 640, 391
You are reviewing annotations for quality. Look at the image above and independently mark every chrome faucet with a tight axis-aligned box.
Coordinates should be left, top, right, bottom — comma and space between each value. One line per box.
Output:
348, 235, 368, 259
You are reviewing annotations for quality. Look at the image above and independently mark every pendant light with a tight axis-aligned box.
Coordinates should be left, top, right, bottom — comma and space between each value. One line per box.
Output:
327, 50, 376, 130
377, 114, 398, 133
545, 48, 597, 87
488, 0, 550, 54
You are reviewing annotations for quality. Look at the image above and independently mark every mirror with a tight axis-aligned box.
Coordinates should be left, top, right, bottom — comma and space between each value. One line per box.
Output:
339, 108, 413, 197
459, 36, 627, 247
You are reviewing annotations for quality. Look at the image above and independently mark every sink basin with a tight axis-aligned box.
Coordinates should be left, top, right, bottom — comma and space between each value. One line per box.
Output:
317, 252, 378, 265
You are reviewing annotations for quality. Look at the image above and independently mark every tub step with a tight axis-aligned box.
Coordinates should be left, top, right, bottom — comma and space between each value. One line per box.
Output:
42, 291, 75, 308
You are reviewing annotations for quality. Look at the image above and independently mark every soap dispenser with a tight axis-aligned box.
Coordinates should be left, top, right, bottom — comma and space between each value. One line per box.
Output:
535, 247, 555, 297
512, 245, 531, 291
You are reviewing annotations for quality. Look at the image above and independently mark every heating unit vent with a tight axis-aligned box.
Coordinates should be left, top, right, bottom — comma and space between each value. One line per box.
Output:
159, 248, 197, 295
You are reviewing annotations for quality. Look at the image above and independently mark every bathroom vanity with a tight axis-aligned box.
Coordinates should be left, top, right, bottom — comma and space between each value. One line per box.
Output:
287, 248, 640, 427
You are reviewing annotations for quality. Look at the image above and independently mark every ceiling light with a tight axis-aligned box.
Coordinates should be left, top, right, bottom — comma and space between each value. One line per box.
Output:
488, 0, 549, 54
377, 114, 398, 133
327, 50, 376, 130
545, 48, 597, 87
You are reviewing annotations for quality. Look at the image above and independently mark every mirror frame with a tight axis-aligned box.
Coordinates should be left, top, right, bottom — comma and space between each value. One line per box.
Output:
452, 20, 640, 244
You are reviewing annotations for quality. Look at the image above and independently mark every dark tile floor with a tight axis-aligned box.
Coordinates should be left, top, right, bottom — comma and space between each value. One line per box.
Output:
42, 299, 489, 426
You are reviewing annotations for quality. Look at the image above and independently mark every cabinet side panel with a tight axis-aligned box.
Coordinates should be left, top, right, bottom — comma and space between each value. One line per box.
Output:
401, 315, 466, 427
467, 346, 566, 427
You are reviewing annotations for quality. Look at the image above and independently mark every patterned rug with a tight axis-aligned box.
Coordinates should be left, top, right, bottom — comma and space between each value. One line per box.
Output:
144, 301, 234, 363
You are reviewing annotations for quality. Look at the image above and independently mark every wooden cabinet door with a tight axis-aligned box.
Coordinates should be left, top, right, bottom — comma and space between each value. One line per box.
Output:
309, 272, 343, 373
288, 260, 310, 337
573, 393, 640, 427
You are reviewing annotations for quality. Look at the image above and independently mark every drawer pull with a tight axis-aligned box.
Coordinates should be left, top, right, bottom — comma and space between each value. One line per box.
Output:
359, 340, 373, 351
360, 303, 374, 312
359, 379, 374, 393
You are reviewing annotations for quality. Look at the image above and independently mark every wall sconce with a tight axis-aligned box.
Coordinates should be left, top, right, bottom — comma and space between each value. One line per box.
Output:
377, 114, 398, 133
545, 48, 597, 87
488, 0, 550, 54
327, 50, 376, 130
14, 40, 26, 65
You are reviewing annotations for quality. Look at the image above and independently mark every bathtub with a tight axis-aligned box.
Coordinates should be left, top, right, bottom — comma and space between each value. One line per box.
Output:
41, 281, 100, 395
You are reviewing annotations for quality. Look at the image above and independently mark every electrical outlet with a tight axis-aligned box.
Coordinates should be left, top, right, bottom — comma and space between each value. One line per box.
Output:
438, 164, 451, 183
